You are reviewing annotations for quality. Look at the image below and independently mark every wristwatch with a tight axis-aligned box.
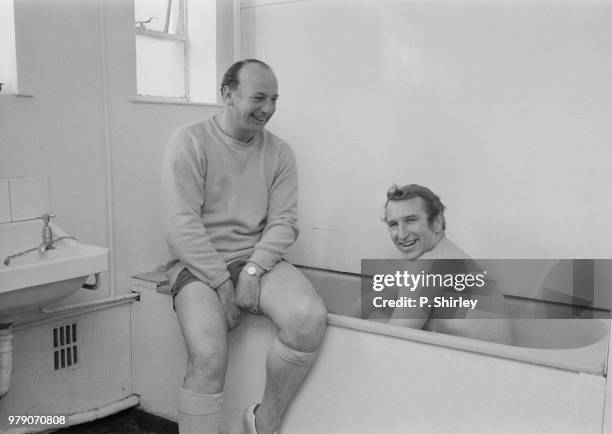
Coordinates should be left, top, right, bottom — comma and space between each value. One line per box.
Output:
243, 265, 261, 277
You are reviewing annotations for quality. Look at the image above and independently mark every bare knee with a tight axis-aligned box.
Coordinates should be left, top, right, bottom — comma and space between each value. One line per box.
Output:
185, 341, 228, 392
280, 296, 327, 352
174, 280, 229, 393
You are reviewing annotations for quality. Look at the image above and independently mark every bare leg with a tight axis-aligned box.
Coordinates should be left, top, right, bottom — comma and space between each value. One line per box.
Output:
175, 281, 228, 434
255, 262, 327, 433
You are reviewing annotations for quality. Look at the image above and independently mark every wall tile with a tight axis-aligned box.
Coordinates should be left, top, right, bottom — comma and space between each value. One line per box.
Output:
0, 179, 11, 223
9, 176, 51, 221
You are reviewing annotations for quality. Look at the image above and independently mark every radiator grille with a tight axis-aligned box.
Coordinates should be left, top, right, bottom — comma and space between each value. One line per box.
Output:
53, 323, 79, 370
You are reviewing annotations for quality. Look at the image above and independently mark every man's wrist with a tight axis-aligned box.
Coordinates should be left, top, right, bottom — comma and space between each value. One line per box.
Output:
242, 262, 266, 278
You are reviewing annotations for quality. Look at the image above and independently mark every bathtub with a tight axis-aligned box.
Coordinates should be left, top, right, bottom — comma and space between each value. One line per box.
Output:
131, 267, 611, 433
301, 266, 610, 376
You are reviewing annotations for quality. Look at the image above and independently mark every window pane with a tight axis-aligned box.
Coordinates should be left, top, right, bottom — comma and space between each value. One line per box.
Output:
134, 0, 183, 35
0, 0, 18, 94
136, 35, 186, 98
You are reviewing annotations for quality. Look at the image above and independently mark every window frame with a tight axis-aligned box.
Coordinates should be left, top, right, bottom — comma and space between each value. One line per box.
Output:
134, 0, 190, 101
0, 0, 20, 96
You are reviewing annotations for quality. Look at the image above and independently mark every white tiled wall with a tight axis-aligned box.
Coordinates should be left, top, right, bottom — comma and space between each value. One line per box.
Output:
0, 176, 51, 223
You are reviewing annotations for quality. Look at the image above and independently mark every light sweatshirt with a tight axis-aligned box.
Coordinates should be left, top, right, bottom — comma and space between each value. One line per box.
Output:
161, 116, 299, 289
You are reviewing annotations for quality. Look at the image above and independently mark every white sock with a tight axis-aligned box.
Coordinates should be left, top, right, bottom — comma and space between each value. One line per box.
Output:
178, 387, 223, 434
263, 337, 319, 419
269, 336, 318, 369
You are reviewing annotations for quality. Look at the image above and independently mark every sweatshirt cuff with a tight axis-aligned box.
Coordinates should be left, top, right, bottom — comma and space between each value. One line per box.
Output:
249, 249, 278, 272
210, 270, 231, 289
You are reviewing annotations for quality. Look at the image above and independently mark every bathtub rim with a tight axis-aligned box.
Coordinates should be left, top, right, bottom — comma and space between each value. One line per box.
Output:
130, 270, 610, 377
326, 313, 609, 376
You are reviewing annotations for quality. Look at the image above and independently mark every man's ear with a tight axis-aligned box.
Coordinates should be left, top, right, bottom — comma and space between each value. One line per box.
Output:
432, 213, 444, 234
221, 85, 233, 105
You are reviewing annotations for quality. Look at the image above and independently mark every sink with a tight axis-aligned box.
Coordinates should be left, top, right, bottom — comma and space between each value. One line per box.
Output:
0, 220, 108, 321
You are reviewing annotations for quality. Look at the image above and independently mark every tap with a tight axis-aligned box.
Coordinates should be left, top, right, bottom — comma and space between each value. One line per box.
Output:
39, 213, 55, 253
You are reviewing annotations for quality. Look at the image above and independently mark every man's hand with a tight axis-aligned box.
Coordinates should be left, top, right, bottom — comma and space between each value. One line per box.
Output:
235, 263, 264, 315
216, 279, 241, 330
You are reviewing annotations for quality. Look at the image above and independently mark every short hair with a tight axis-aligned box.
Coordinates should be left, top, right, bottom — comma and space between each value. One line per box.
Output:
220, 59, 272, 95
384, 183, 446, 231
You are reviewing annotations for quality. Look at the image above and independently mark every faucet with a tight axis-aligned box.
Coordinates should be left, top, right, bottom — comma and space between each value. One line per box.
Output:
39, 213, 55, 253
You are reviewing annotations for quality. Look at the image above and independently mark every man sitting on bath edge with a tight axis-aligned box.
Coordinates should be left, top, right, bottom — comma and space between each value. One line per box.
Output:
376, 183, 512, 344
161, 59, 327, 434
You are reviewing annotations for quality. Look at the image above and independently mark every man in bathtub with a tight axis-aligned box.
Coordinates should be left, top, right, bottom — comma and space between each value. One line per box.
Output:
161, 59, 327, 434
370, 183, 513, 344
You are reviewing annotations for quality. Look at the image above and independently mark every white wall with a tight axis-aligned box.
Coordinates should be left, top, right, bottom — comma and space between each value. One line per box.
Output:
242, 0, 612, 274
0, 0, 235, 299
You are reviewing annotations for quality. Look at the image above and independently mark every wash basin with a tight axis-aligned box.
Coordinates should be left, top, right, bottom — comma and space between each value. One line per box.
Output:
0, 220, 108, 320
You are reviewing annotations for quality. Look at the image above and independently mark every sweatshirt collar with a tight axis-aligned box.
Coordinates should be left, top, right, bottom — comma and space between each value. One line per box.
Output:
211, 115, 261, 148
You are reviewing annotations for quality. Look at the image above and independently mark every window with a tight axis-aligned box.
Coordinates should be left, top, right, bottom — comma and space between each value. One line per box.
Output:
0, 0, 18, 94
134, 0, 218, 103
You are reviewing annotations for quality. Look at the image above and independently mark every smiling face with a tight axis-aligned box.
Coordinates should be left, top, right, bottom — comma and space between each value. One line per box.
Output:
385, 197, 443, 260
222, 63, 278, 142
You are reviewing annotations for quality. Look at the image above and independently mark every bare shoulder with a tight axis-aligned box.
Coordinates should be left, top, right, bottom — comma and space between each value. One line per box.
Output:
420, 236, 471, 260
